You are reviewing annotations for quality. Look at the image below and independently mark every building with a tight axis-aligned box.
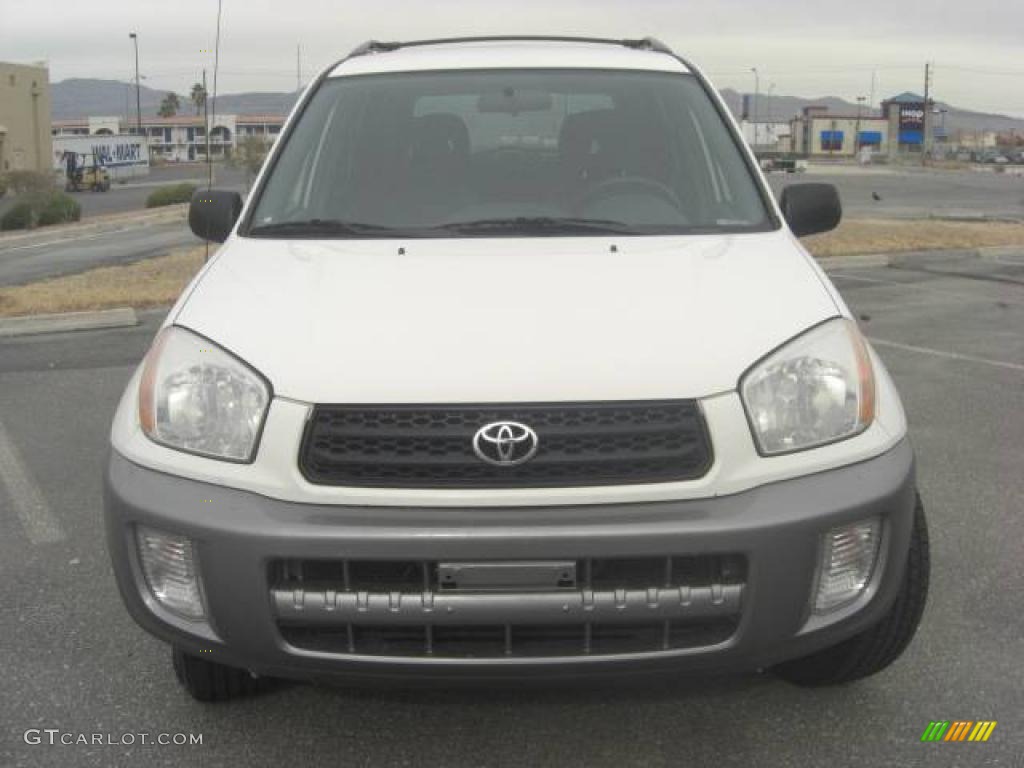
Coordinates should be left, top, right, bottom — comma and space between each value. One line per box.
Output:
0, 61, 54, 173
880, 92, 934, 156
738, 121, 792, 151
789, 106, 890, 158
52, 113, 285, 162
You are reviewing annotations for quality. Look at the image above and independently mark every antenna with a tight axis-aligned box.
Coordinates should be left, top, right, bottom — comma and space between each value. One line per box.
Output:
205, 0, 223, 262
208, 0, 222, 191
297, 44, 301, 92
203, 67, 210, 262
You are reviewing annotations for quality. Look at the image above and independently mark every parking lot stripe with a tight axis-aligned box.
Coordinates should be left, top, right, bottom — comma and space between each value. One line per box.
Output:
0, 417, 65, 544
869, 337, 1024, 373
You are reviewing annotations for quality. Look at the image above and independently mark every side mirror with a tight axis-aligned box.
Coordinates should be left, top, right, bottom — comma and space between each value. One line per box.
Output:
778, 183, 841, 237
189, 189, 242, 243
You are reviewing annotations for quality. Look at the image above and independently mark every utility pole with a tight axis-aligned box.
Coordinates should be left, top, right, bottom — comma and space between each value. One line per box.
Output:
855, 96, 866, 157
204, 69, 211, 187
922, 62, 932, 165
129, 32, 142, 137
751, 67, 760, 148
869, 70, 876, 113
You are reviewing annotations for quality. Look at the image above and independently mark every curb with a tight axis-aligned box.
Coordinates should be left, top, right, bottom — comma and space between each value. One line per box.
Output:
0, 308, 138, 338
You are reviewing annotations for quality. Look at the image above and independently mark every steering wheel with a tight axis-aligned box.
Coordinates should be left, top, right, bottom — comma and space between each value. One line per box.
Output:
578, 175, 682, 212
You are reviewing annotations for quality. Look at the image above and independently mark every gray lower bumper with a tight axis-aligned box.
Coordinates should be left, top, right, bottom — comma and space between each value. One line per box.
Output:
104, 439, 916, 682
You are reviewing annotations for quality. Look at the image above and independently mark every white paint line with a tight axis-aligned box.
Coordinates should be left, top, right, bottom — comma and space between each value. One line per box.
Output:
0, 417, 64, 544
0, 229, 120, 253
868, 337, 1024, 373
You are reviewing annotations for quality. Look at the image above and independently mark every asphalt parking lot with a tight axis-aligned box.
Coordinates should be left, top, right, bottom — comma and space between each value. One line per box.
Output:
0, 251, 1022, 767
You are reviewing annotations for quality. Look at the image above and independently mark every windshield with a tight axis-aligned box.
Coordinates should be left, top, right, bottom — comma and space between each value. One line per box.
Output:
246, 69, 772, 238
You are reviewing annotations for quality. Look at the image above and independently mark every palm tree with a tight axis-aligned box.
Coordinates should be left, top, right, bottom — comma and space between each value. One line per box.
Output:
190, 83, 207, 116
158, 92, 181, 118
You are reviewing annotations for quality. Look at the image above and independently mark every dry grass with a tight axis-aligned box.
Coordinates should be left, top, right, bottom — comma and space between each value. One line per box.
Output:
804, 218, 1024, 258
0, 246, 205, 318
2, 218, 1024, 318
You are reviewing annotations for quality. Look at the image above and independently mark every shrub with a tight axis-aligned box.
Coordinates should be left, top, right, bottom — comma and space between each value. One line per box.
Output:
0, 191, 81, 231
36, 192, 81, 226
3, 170, 55, 196
1, 202, 35, 231
146, 183, 197, 208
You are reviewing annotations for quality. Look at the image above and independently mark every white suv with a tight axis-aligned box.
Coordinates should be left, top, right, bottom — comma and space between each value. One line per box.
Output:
105, 36, 928, 701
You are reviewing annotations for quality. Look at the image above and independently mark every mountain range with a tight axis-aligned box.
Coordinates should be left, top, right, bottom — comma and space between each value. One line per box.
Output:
50, 78, 1024, 135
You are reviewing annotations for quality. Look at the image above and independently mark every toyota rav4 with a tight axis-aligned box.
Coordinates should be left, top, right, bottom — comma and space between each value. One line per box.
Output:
105, 36, 929, 701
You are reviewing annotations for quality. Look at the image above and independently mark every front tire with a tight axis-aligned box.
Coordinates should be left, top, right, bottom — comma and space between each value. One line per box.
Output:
775, 493, 930, 686
171, 647, 264, 702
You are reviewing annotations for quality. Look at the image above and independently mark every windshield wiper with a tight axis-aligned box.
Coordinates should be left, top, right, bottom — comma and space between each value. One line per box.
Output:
438, 216, 639, 235
247, 219, 401, 237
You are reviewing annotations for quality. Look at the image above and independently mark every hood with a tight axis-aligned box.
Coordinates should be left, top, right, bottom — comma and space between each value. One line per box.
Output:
174, 232, 837, 403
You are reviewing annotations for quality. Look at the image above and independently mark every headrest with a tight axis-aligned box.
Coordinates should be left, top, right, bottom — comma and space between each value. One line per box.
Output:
411, 113, 470, 158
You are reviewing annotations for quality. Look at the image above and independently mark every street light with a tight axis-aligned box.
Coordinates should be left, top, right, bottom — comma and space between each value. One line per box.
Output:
751, 67, 760, 147
129, 32, 142, 137
855, 96, 866, 156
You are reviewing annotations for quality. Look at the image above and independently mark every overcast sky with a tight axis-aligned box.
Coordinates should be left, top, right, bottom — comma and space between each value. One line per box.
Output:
3, 0, 1022, 116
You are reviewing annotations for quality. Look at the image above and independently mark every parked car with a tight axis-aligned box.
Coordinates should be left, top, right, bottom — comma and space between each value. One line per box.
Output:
105, 36, 928, 701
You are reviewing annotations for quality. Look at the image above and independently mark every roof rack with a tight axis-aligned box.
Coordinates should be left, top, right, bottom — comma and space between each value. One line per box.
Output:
348, 36, 675, 58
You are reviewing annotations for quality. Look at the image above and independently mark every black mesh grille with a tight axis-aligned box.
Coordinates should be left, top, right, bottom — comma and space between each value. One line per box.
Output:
299, 401, 712, 488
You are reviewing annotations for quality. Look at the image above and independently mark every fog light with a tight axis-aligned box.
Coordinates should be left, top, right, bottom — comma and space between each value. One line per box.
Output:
813, 519, 881, 614
136, 526, 205, 620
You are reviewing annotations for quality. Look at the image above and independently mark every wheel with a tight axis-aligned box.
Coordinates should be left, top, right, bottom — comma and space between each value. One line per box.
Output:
171, 647, 264, 702
774, 493, 930, 686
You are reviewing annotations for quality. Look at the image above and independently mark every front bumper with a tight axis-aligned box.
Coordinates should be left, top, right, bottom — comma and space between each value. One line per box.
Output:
104, 439, 916, 682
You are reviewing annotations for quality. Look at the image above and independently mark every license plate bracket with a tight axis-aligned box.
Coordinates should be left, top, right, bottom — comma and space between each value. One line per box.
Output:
437, 561, 577, 592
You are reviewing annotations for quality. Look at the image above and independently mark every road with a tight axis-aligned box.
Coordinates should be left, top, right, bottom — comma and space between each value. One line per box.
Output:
768, 165, 1024, 221
69, 163, 1024, 222
1, 164, 1020, 288
1, 251, 1021, 767
0, 221, 198, 287
65, 165, 248, 219
0, 164, 247, 222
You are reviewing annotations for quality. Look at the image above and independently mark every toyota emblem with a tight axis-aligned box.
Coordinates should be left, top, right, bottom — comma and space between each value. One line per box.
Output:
472, 421, 539, 467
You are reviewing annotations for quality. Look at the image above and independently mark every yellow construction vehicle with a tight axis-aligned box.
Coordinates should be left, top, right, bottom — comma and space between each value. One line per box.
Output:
63, 150, 111, 192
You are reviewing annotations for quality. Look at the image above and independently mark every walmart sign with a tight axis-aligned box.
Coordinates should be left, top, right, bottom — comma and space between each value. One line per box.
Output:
52, 134, 150, 178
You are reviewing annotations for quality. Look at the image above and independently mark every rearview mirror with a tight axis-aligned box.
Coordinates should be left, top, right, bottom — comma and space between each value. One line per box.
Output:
778, 183, 841, 237
477, 88, 553, 114
189, 189, 243, 243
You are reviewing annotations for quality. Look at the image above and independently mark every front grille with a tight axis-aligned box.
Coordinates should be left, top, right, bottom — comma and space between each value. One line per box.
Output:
271, 555, 745, 659
299, 401, 712, 488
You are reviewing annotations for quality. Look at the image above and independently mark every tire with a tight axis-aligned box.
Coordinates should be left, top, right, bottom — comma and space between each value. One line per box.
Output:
171, 647, 264, 702
775, 492, 930, 686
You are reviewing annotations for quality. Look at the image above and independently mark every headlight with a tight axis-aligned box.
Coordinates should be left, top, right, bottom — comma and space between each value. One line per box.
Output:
139, 326, 270, 462
741, 318, 875, 455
